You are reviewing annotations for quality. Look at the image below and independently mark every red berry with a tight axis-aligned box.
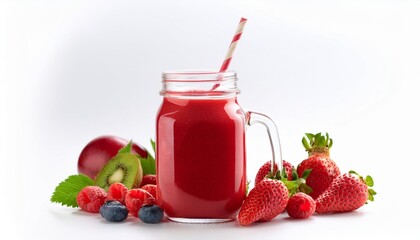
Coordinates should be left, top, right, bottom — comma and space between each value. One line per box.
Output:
286, 192, 315, 219
297, 155, 340, 199
298, 132, 340, 199
140, 184, 157, 200
106, 182, 128, 204
238, 179, 289, 226
140, 174, 156, 187
316, 172, 374, 213
76, 186, 107, 213
125, 189, 155, 217
255, 161, 278, 186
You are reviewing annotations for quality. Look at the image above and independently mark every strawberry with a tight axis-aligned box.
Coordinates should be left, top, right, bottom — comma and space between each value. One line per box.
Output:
255, 160, 294, 186
286, 192, 315, 219
316, 171, 376, 213
297, 132, 340, 199
237, 178, 289, 226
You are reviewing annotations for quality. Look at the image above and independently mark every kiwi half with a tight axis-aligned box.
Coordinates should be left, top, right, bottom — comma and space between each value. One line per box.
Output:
94, 153, 143, 191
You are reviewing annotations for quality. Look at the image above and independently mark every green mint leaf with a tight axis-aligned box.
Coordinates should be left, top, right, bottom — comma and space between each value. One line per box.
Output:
150, 139, 156, 155
138, 154, 156, 175
118, 140, 133, 154
365, 175, 374, 187
50, 174, 94, 208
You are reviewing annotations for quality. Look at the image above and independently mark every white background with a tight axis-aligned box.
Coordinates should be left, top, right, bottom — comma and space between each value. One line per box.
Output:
1, 0, 419, 239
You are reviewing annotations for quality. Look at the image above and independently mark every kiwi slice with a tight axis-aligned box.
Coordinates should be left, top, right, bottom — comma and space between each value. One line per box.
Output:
94, 153, 143, 191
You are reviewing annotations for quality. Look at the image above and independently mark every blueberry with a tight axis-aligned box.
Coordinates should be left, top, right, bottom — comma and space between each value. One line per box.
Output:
139, 205, 164, 224
100, 201, 128, 222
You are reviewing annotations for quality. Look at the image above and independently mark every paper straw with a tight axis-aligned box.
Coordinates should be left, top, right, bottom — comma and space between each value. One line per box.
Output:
219, 17, 248, 72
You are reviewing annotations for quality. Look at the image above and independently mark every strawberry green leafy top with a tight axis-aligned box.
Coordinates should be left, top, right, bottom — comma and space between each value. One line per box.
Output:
302, 132, 333, 157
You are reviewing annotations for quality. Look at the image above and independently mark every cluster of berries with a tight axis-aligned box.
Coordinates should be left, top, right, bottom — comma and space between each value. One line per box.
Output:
238, 133, 376, 226
76, 174, 163, 224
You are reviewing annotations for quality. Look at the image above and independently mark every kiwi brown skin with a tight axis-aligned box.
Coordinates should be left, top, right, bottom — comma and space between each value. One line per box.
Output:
94, 153, 143, 191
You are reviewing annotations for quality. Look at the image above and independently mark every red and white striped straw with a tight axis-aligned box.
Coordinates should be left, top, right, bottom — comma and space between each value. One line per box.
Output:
219, 17, 248, 72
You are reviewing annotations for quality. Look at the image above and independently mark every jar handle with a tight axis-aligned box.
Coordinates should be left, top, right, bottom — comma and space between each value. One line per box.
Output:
246, 111, 283, 176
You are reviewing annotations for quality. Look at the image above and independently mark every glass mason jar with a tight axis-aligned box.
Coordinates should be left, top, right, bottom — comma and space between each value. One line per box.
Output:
156, 70, 282, 223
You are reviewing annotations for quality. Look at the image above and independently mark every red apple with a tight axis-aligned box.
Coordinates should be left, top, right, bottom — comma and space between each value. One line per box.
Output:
77, 135, 149, 179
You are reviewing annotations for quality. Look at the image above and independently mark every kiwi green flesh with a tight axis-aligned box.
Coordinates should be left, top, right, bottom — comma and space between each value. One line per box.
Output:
94, 153, 143, 191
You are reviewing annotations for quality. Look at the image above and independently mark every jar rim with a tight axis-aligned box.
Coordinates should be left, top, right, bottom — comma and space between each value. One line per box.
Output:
162, 69, 237, 82
160, 69, 239, 98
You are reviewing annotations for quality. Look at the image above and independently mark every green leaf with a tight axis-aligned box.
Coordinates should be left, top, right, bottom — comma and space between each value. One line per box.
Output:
365, 175, 374, 187
292, 170, 298, 180
328, 138, 333, 148
299, 184, 313, 194
302, 137, 311, 151
314, 132, 322, 142
275, 170, 281, 179
50, 174, 94, 208
349, 170, 358, 175
301, 169, 312, 179
281, 166, 287, 178
138, 154, 156, 175
305, 133, 315, 141
118, 140, 133, 154
150, 139, 156, 155
317, 136, 326, 147
368, 188, 377, 195
282, 180, 299, 196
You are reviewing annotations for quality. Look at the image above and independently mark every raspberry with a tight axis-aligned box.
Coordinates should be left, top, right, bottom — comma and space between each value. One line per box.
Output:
140, 184, 157, 200
125, 189, 155, 217
140, 174, 156, 187
106, 182, 128, 204
76, 186, 107, 213
286, 192, 315, 219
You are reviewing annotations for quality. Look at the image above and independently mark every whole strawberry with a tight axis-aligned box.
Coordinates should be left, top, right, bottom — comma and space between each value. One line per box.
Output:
286, 192, 315, 219
255, 160, 294, 186
316, 171, 376, 213
297, 132, 340, 199
238, 178, 289, 226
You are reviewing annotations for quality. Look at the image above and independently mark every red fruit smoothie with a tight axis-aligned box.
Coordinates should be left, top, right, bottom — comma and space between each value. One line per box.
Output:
156, 96, 247, 219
